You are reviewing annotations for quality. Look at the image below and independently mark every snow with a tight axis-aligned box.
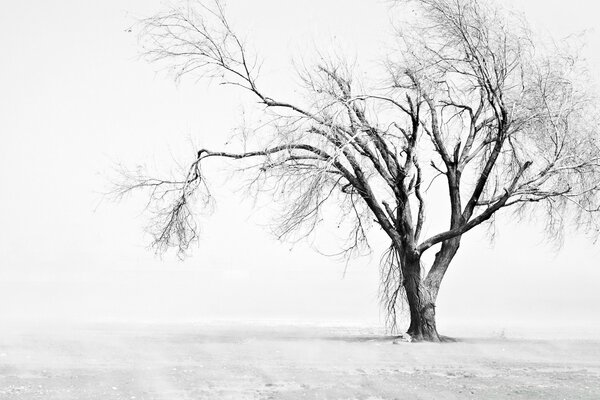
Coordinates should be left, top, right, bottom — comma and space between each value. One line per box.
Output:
0, 322, 598, 399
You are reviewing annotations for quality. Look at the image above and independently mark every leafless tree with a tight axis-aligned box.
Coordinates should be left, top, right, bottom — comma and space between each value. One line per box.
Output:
115, 0, 600, 341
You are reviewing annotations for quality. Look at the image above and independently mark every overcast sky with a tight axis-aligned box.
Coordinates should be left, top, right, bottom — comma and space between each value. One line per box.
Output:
1, 0, 599, 335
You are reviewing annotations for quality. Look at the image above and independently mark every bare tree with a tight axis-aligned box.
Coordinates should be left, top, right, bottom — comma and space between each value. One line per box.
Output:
116, 0, 600, 341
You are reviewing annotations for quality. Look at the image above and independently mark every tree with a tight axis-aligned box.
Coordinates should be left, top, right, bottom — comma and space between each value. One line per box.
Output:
116, 0, 600, 341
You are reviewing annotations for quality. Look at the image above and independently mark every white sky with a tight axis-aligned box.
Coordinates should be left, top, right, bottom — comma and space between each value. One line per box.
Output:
1, 0, 599, 334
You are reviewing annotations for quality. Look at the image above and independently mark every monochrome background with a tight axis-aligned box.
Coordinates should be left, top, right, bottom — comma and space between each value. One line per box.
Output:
1, 0, 599, 337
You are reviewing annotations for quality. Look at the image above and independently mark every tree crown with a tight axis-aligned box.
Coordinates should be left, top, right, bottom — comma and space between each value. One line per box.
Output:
115, 0, 600, 328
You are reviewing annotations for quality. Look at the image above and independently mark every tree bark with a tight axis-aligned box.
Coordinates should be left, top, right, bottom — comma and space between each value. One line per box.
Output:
402, 254, 441, 342
424, 237, 461, 304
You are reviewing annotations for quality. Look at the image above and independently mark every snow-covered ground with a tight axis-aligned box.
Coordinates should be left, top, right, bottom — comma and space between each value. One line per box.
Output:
0, 322, 599, 399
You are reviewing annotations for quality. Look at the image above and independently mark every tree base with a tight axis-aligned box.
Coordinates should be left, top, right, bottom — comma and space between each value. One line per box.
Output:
403, 331, 457, 343
407, 317, 440, 342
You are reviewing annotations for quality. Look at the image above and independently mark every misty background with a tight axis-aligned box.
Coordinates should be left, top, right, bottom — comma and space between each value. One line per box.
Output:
1, 0, 599, 337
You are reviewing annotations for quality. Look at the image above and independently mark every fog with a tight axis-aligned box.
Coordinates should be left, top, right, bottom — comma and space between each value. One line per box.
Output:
1, 0, 600, 339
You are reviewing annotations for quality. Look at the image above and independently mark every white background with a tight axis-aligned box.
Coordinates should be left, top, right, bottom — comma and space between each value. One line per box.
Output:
1, 0, 599, 336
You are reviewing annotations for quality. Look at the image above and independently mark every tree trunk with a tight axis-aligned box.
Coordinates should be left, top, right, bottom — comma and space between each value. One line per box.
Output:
402, 254, 440, 342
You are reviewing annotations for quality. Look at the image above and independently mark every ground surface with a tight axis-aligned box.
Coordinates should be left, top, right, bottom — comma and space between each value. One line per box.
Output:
0, 323, 598, 399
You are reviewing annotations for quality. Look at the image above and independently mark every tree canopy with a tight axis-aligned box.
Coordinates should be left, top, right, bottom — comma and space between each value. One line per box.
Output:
116, 0, 600, 340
